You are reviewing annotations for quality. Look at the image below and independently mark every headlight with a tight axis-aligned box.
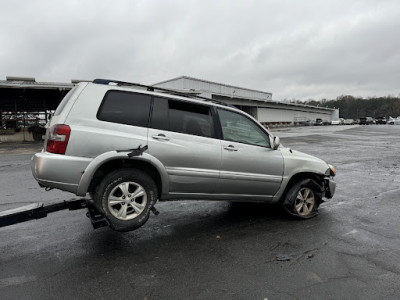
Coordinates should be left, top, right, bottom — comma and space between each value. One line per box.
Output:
328, 164, 336, 176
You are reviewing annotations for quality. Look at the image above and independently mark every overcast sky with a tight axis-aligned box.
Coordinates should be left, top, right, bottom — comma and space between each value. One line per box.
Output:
1, 0, 399, 100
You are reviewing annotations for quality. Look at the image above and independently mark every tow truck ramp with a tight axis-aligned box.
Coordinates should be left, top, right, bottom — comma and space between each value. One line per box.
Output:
0, 199, 108, 229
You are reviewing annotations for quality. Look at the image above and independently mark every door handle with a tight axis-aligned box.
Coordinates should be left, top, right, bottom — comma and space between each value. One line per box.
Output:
152, 134, 170, 141
223, 145, 238, 151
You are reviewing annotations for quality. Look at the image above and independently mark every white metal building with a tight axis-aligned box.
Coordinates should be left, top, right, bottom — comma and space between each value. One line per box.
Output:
154, 76, 338, 126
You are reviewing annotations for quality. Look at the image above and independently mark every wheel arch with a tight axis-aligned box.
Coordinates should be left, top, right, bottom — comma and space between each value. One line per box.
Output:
279, 172, 325, 203
77, 150, 169, 197
88, 159, 163, 199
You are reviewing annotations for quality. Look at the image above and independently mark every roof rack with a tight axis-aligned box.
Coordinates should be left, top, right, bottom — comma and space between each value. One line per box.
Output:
92, 79, 232, 107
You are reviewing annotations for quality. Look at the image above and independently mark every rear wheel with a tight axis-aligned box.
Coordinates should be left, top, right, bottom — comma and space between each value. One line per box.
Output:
282, 178, 322, 219
94, 169, 157, 232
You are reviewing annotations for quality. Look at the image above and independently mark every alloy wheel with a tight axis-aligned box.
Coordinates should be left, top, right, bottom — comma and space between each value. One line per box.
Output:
295, 187, 315, 216
107, 181, 147, 221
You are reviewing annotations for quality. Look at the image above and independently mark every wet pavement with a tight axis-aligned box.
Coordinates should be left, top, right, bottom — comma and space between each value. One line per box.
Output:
1, 125, 400, 299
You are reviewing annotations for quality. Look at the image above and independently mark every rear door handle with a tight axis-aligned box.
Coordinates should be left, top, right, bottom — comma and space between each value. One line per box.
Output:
223, 145, 238, 151
152, 134, 170, 141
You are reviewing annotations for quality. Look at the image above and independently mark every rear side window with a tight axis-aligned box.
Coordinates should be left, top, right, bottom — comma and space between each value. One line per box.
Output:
151, 97, 214, 138
97, 91, 151, 127
54, 85, 78, 116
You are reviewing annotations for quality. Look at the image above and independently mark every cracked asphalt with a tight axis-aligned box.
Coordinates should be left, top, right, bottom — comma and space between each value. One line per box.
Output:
0, 125, 399, 299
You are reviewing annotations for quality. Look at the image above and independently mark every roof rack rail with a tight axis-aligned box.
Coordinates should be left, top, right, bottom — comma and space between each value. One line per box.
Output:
92, 78, 231, 107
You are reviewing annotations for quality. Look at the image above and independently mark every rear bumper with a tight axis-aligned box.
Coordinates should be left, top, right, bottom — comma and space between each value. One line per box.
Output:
31, 151, 92, 194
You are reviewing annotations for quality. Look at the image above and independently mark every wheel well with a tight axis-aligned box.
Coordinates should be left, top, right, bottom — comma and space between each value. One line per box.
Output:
89, 159, 162, 198
281, 172, 324, 201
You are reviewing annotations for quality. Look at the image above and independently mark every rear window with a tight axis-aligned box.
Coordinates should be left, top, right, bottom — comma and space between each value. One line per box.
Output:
97, 90, 152, 127
54, 85, 78, 116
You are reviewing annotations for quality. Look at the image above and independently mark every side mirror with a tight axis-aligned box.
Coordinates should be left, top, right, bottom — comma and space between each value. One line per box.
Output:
272, 136, 280, 150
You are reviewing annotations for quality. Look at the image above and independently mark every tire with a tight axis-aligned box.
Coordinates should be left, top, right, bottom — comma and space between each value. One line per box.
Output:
94, 168, 157, 232
282, 178, 322, 219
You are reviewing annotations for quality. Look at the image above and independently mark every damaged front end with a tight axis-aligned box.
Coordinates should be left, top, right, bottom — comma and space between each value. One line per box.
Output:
322, 164, 336, 200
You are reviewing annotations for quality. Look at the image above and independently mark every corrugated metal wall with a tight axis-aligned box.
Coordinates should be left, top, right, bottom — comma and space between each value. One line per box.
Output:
183, 77, 271, 101
257, 107, 333, 123
155, 77, 272, 101
156, 78, 185, 90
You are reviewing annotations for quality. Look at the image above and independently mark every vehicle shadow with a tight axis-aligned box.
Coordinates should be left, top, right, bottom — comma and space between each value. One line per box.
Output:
84, 201, 292, 255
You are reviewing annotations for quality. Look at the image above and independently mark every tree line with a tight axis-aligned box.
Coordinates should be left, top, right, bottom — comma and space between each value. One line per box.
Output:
291, 95, 400, 119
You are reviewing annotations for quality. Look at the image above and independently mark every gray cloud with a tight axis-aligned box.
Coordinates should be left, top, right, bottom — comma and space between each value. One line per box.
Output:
1, 0, 399, 100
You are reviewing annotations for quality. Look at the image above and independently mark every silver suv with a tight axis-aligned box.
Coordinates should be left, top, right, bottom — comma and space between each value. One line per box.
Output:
31, 79, 336, 232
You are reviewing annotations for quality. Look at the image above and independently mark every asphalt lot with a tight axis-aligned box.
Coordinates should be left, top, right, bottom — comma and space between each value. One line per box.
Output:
1, 125, 400, 299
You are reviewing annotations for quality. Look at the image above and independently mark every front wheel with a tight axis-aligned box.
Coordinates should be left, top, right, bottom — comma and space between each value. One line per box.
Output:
94, 169, 157, 232
282, 178, 322, 219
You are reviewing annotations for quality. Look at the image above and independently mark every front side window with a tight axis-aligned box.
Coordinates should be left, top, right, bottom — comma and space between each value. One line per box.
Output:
151, 97, 214, 138
97, 91, 151, 127
217, 108, 270, 147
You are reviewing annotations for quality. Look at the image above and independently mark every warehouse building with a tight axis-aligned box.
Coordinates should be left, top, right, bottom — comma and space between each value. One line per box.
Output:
153, 76, 338, 126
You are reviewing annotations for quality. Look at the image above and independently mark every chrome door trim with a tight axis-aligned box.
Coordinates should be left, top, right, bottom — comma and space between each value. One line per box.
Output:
220, 170, 282, 182
166, 167, 220, 179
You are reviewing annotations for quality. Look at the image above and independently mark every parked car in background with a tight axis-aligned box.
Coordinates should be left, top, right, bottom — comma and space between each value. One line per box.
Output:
304, 119, 315, 126
30, 79, 336, 232
388, 117, 400, 125
331, 119, 341, 125
343, 119, 354, 125
315, 118, 324, 126
375, 117, 387, 124
359, 117, 374, 125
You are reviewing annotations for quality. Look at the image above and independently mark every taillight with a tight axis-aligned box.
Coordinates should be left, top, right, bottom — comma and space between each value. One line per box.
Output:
46, 124, 71, 154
